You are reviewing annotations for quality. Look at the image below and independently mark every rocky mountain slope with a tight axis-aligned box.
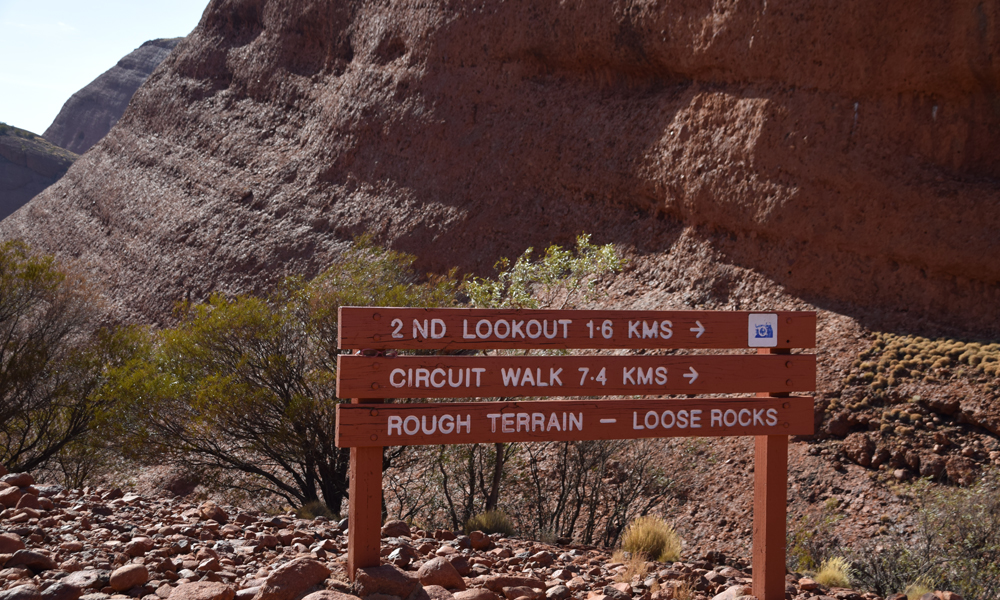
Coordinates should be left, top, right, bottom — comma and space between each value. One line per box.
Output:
43, 39, 182, 155
0, 124, 77, 221
0, 0, 997, 337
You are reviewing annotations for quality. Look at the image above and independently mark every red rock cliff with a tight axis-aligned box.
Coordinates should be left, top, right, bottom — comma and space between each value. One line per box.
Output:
1, 0, 997, 332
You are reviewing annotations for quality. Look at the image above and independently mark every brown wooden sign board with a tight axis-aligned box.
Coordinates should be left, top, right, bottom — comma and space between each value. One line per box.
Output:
338, 307, 816, 350
336, 354, 815, 398
337, 307, 818, 600
336, 396, 814, 447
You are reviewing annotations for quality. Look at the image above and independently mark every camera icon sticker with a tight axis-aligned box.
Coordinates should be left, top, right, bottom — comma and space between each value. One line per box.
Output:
748, 313, 778, 348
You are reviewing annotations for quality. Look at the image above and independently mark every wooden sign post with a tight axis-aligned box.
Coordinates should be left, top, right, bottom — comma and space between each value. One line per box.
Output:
336, 308, 816, 600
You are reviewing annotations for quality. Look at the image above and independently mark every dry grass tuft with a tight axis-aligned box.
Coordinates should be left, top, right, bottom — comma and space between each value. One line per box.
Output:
621, 515, 682, 562
465, 509, 515, 536
814, 556, 852, 588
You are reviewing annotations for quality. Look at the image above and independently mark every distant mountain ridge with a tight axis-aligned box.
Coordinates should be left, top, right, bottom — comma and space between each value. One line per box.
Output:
43, 38, 182, 154
0, 123, 77, 221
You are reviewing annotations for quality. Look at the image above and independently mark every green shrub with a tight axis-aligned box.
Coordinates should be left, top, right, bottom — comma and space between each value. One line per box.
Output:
466, 510, 515, 536
815, 556, 852, 588
620, 515, 682, 562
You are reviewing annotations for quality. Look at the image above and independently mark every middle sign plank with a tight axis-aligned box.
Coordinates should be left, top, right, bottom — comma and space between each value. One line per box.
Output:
336, 354, 816, 399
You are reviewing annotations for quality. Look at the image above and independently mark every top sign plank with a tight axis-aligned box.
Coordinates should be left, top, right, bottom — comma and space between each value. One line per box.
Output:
338, 307, 816, 350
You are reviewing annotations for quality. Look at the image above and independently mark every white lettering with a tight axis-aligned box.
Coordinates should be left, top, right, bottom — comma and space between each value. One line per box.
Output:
661, 410, 675, 428
472, 368, 485, 386
502, 368, 520, 386
526, 320, 542, 339
439, 415, 455, 434
549, 368, 563, 386
723, 409, 737, 427
462, 319, 476, 339
448, 368, 464, 387
502, 413, 514, 433
655, 366, 668, 385
632, 411, 644, 430
487, 414, 500, 433
521, 368, 536, 386
644, 411, 658, 429
517, 413, 530, 432
660, 320, 673, 339
511, 320, 525, 338
456, 414, 471, 434
547, 412, 561, 431
623, 367, 636, 385
532, 413, 545, 431
476, 319, 492, 338
711, 409, 722, 427
690, 409, 702, 428
403, 416, 419, 435
430, 319, 446, 339
494, 319, 510, 339
637, 367, 653, 385
421, 415, 437, 435
766, 408, 778, 426
738, 409, 751, 427
642, 321, 658, 339
677, 410, 689, 428
415, 368, 430, 388
543, 320, 558, 339
753, 408, 765, 426
430, 368, 446, 388
536, 368, 547, 387
388, 416, 402, 435
558, 319, 572, 337
413, 319, 428, 338
628, 320, 640, 338
569, 412, 582, 431
390, 369, 406, 388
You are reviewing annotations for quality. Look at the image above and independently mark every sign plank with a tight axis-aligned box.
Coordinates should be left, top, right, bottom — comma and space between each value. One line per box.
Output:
335, 396, 815, 447
338, 307, 816, 350
336, 354, 816, 399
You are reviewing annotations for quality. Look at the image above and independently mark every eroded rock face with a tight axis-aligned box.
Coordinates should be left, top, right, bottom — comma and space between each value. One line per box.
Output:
2, 0, 999, 334
43, 38, 183, 155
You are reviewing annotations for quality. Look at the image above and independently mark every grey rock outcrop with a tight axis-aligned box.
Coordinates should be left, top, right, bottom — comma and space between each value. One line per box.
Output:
0, 124, 76, 220
43, 38, 182, 154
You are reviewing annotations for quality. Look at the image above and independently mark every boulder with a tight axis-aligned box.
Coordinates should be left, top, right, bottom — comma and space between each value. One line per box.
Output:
40, 583, 83, 600
0, 532, 25, 553
0, 586, 42, 600
16, 494, 41, 510
300, 593, 361, 600
7, 549, 58, 573
417, 558, 466, 590
199, 502, 229, 524
0, 486, 23, 508
252, 558, 331, 600
945, 456, 977, 485
353, 565, 420, 599
381, 520, 411, 538
1, 473, 34, 487
168, 583, 236, 600
468, 532, 493, 551
841, 433, 875, 467
110, 564, 150, 592
544, 588, 570, 600
421, 588, 455, 600
62, 571, 108, 590
710, 586, 752, 600
482, 578, 546, 594
453, 591, 500, 600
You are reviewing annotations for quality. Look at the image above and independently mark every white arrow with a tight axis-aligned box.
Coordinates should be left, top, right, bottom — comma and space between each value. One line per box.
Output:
683, 367, 699, 384
690, 320, 705, 338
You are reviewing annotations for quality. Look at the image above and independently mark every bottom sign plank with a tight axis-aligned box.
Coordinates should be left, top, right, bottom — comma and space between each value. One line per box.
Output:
336, 396, 814, 447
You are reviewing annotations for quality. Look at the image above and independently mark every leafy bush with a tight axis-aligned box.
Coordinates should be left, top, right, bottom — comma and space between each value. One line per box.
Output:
620, 515, 681, 562
465, 510, 515, 536
815, 556, 852, 588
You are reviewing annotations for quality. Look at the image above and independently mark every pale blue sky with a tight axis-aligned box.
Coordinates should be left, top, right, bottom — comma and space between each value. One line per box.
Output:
0, 0, 209, 136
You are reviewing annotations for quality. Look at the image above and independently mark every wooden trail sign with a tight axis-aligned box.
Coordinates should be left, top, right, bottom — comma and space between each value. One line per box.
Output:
339, 307, 815, 350
337, 307, 817, 600
336, 396, 814, 447
337, 354, 815, 398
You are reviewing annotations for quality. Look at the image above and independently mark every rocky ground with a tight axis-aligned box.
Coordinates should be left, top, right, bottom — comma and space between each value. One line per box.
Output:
0, 472, 967, 600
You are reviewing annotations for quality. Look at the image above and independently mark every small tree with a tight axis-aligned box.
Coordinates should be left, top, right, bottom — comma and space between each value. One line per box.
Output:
0, 240, 107, 473
105, 239, 456, 513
